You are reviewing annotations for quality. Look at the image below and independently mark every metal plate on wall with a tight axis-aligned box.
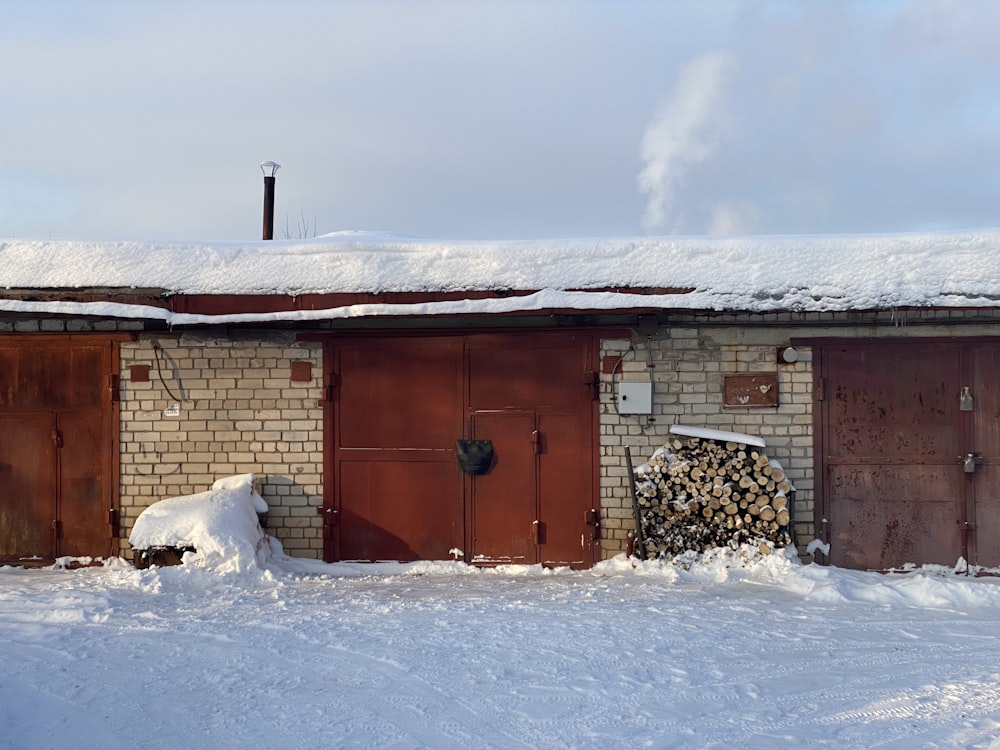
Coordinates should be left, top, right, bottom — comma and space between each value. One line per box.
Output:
723, 373, 779, 408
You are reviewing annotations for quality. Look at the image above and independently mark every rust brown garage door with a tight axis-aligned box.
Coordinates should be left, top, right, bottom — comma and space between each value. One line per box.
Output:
967, 344, 1000, 568
324, 333, 598, 567
819, 341, 1000, 570
0, 337, 119, 564
466, 335, 597, 566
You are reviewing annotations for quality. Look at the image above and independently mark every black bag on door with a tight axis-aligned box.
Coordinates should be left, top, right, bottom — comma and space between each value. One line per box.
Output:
455, 440, 494, 475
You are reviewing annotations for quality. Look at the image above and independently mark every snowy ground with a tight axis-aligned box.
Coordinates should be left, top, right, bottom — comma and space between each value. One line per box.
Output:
4, 549, 1000, 750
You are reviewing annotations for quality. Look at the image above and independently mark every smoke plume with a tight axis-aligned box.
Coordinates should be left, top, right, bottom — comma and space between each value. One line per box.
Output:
638, 52, 736, 232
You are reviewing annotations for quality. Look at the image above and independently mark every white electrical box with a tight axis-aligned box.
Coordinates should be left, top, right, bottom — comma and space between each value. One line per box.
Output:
617, 381, 653, 414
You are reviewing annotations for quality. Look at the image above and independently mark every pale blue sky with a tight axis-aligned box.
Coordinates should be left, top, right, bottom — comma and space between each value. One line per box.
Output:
2, 0, 998, 242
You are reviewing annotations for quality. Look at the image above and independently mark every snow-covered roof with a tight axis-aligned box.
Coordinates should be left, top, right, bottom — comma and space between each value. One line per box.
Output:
3, 229, 1000, 322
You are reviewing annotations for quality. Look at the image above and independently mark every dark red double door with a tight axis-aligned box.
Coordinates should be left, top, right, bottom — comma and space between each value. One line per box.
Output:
324, 333, 598, 567
820, 341, 1000, 570
0, 338, 118, 564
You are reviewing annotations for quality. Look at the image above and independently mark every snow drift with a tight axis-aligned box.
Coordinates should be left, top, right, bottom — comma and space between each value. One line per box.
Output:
128, 474, 270, 573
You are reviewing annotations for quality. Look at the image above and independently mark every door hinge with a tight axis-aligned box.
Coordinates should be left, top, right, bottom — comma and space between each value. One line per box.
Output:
108, 508, 120, 535
583, 371, 600, 401
531, 430, 542, 455
584, 508, 601, 540
51, 430, 63, 449
817, 376, 825, 401
531, 519, 546, 544
108, 373, 121, 402
51, 519, 62, 538
317, 506, 339, 538
321, 375, 340, 405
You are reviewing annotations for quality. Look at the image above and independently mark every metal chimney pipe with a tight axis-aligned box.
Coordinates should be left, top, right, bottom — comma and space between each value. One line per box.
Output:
260, 161, 281, 240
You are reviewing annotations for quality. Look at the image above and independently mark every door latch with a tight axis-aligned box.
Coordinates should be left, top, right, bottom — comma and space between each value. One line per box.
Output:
963, 452, 983, 473
960, 386, 974, 411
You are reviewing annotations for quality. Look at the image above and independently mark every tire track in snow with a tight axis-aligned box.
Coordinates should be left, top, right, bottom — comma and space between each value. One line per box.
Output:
0, 634, 195, 748
606, 606, 1000, 749
320, 642, 536, 750
696, 644, 1000, 747
821, 677, 1000, 727
203, 619, 537, 750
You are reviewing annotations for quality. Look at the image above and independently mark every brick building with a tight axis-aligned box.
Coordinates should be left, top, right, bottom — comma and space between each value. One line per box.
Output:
3, 231, 1000, 570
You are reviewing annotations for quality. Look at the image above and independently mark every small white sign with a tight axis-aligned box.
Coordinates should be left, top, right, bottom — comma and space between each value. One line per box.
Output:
164, 404, 180, 417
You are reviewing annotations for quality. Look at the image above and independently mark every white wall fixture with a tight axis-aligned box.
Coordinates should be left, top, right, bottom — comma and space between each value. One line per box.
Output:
617, 381, 653, 415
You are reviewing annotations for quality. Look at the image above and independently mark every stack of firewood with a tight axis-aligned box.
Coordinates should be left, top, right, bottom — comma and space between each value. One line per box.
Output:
633, 433, 793, 559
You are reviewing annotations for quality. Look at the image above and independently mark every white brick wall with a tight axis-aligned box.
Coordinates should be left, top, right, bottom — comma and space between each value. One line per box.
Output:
598, 328, 814, 559
119, 335, 324, 559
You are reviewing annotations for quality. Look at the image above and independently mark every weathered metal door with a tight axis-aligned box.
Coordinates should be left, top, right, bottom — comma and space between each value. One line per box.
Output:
0, 413, 57, 561
822, 343, 965, 569
330, 338, 464, 561
58, 409, 115, 557
326, 332, 597, 567
467, 409, 597, 566
470, 410, 537, 564
819, 341, 1000, 570
0, 338, 117, 564
466, 335, 597, 567
967, 345, 1000, 567
537, 409, 598, 565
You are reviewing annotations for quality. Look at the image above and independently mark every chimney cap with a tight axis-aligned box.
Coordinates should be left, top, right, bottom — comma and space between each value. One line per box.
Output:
260, 161, 281, 177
